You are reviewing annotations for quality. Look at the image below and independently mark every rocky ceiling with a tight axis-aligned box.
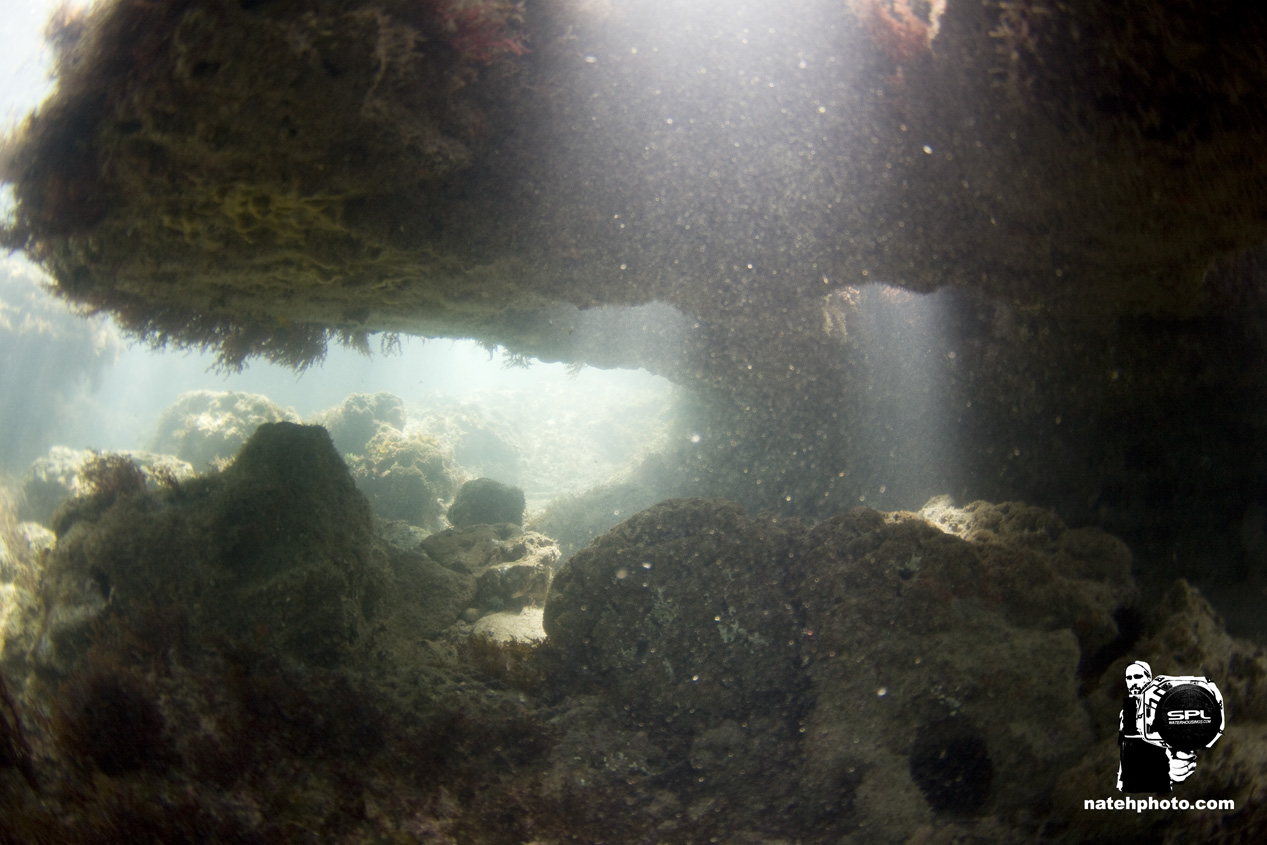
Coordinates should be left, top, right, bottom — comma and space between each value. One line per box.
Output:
3, 0, 1266, 374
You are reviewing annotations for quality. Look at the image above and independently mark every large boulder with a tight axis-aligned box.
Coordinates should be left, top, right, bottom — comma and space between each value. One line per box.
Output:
545, 498, 806, 726
419, 522, 559, 622
542, 496, 1213, 841
32, 423, 374, 671
447, 477, 525, 528
793, 505, 1131, 836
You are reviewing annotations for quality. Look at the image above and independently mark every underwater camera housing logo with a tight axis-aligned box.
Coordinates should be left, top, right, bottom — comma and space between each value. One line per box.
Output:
1117, 660, 1225, 794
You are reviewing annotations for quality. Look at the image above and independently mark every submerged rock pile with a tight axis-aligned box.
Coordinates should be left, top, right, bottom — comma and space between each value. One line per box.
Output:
0, 424, 1263, 842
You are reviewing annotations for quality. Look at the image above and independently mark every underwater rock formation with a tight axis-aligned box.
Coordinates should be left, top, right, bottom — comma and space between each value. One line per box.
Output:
419, 521, 558, 621
1, 443, 1265, 841
149, 389, 301, 469
2, 0, 1267, 833
19, 445, 194, 527
794, 502, 1128, 835
448, 477, 526, 528
545, 498, 1267, 842
348, 426, 460, 530
27, 422, 378, 672
310, 390, 408, 456
545, 498, 806, 728
4, 0, 1266, 372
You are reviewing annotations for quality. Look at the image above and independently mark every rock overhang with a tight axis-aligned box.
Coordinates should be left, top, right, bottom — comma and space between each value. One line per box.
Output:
2, 0, 1265, 377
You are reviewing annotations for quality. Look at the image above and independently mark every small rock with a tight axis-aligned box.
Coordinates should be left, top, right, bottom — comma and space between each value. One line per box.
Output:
471, 608, 546, 642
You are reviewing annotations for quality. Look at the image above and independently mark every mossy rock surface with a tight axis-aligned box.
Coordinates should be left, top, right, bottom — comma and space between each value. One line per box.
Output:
312, 391, 407, 456
348, 427, 458, 530
447, 477, 525, 528
544, 497, 807, 725
150, 390, 300, 468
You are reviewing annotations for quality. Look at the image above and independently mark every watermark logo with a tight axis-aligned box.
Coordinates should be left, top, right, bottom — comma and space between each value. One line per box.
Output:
1117, 660, 1224, 794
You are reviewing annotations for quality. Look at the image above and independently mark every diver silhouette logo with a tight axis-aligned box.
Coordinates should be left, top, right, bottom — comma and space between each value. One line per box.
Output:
1117, 661, 1225, 793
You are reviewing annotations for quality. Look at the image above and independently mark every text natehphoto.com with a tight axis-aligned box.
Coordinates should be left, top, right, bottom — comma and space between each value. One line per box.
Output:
1085, 797, 1236, 813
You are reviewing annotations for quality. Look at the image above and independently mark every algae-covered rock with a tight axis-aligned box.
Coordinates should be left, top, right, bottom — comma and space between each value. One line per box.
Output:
0, 493, 48, 588
375, 518, 429, 553
473, 558, 552, 615
348, 427, 458, 530
0, 582, 39, 682
14, 421, 480, 681
29, 423, 374, 670
0, 540, 13, 587
472, 533, 558, 613
419, 523, 558, 620
916, 496, 1139, 658
794, 509, 1082, 832
149, 390, 300, 469
471, 608, 546, 643
19, 446, 98, 527
789, 502, 1151, 838
368, 543, 474, 643
7, 0, 1267, 378
544, 498, 806, 726
311, 391, 407, 455
447, 477, 525, 528
540, 496, 1174, 841
19, 446, 195, 527
420, 522, 524, 572
203, 422, 374, 663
